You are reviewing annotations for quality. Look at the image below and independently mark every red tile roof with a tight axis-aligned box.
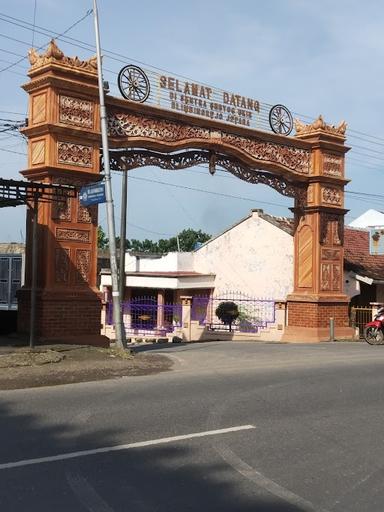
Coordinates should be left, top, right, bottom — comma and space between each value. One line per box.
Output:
344, 227, 384, 280
259, 212, 294, 234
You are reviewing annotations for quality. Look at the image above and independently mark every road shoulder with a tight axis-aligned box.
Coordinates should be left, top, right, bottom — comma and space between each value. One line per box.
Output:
0, 345, 173, 390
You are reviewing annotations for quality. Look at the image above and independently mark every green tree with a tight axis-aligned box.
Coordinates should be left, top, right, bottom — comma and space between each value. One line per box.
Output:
97, 226, 109, 249
176, 229, 211, 251
215, 301, 239, 332
119, 229, 211, 254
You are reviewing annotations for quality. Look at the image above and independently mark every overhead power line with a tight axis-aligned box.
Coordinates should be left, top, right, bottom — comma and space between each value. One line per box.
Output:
0, 147, 26, 155
0, 109, 25, 116
2, 9, 384, 154
0, 8, 93, 73
124, 173, 291, 208
128, 222, 174, 237
120, 171, 384, 209
31, 0, 37, 48
0, 47, 25, 59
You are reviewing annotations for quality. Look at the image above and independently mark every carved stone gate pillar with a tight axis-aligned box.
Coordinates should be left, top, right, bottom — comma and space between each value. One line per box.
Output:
284, 117, 354, 342
17, 41, 107, 345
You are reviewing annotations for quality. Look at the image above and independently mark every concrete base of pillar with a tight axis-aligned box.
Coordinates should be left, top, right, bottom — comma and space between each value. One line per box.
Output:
282, 298, 354, 342
17, 288, 108, 347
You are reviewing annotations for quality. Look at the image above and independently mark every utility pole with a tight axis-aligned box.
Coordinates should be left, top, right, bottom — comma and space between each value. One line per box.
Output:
93, 0, 126, 349
119, 171, 127, 302
29, 194, 39, 349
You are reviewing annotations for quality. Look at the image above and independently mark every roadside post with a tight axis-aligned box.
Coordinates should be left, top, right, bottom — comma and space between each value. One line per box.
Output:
329, 317, 335, 342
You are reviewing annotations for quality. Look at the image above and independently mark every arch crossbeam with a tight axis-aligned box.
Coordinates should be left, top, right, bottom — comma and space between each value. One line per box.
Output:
108, 149, 306, 200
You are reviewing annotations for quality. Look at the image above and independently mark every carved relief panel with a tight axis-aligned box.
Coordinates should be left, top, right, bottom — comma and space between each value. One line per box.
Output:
332, 264, 342, 291
323, 153, 343, 177
76, 249, 91, 283
108, 112, 312, 175
55, 248, 70, 283
108, 112, 210, 142
321, 263, 341, 291
320, 263, 331, 291
56, 228, 90, 243
321, 214, 343, 246
321, 248, 341, 261
57, 141, 93, 168
321, 186, 342, 207
77, 204, 97, 224
221, 134, 311, 175
59, 95, 94, 129
52, 197, 72, 222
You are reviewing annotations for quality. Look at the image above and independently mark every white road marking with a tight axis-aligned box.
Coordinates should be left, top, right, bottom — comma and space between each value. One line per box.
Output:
214, 443, 331, 512
206, 401, 330, 512
161, 353, 185, 367
0, 425, 255, 471
66, 471, 115, 512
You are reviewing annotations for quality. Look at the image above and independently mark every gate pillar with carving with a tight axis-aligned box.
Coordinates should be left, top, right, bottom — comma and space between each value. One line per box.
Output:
17, 41, 107, 345
283, 117, 354, 342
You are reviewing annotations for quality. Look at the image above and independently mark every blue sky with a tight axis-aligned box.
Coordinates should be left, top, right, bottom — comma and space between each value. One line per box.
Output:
1, 0, 384, 242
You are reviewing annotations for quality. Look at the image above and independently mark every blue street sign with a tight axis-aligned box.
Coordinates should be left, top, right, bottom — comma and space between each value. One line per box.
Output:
79, 182, 106, 206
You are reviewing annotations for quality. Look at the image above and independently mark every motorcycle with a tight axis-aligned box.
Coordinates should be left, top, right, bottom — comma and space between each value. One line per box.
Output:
364, 306, 384, 345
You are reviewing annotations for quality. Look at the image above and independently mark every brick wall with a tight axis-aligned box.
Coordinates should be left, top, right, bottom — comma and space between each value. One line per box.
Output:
17, 290, 102, 338
288, 301, 349, 328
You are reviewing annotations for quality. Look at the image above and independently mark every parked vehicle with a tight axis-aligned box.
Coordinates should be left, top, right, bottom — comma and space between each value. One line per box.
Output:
364, 307, 384, 345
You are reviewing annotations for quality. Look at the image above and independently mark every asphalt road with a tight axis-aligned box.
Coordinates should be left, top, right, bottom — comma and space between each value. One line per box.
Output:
1, 341, 384, 511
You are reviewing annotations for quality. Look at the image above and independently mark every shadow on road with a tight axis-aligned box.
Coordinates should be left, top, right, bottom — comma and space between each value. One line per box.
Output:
0, 399, 310, 511
131, 340, 224, 354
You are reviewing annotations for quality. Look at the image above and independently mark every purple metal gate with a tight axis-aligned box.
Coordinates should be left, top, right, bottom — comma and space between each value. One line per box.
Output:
191, 292, 275, 333
107, 297, 182, 336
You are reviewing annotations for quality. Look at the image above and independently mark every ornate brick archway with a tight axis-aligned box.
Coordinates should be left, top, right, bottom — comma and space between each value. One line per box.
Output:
19, 41, 353, 342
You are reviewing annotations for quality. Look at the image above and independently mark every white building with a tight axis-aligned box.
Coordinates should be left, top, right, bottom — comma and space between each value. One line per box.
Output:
100, 209, 294, 302
100, 210, 293, 341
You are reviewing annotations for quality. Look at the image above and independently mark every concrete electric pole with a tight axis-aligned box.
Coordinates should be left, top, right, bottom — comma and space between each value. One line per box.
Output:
93, 0, 126, 349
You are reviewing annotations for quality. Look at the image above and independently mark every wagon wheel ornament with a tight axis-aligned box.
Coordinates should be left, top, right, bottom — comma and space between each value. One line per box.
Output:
269, 104, 293, 135
118, 65, 150, 103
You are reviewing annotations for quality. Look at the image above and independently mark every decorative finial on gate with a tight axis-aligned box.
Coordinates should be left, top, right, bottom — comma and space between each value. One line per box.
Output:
27, 39, 97, 73
28, 48, 39, 66
294, 115, 347, 136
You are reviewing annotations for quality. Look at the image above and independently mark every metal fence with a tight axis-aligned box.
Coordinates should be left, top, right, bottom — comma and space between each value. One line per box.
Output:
350, 306, 373, 338
191, 292, 275, 333
107, 297, 182, 336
